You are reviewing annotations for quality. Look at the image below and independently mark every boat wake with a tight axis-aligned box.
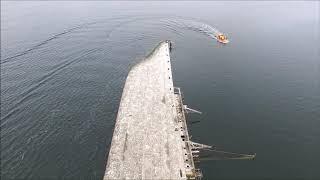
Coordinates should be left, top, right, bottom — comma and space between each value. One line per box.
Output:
1, 16, 226, 65
1, 22, 99, 64
158, 18, 224, 41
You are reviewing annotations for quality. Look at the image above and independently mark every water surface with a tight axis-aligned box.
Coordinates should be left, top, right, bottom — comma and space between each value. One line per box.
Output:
1, 1, 319, 179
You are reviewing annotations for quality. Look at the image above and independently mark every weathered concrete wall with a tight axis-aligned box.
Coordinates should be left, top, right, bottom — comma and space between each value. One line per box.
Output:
104, 41, 187, 180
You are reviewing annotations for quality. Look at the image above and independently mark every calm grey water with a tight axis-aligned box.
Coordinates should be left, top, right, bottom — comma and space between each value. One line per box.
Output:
1, 1, 319, 179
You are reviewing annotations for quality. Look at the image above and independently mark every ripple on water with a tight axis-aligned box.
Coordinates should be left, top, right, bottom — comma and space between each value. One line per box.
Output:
1, 14, 234, 179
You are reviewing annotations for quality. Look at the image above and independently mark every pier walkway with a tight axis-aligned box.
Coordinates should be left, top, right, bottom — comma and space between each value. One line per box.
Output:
104, 41, 199, 179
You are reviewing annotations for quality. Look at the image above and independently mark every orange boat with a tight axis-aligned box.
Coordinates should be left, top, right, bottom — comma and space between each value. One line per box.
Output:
215, 33, 229, 44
